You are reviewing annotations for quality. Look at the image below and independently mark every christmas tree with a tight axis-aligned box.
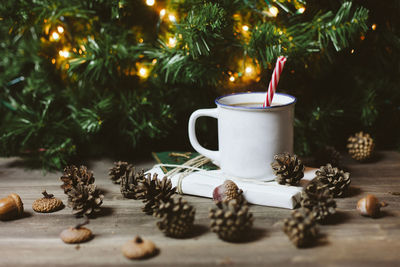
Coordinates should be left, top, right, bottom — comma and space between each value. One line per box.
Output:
1, 0, 397, 170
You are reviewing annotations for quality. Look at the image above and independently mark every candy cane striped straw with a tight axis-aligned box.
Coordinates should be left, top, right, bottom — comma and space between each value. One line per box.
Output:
263, 56, 287, 108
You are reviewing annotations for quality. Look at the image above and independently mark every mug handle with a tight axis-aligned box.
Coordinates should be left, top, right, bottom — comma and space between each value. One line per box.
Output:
188, 108, 220, 165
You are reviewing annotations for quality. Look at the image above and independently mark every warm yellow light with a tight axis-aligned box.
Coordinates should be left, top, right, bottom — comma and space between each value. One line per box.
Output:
168, 14, 176, 22
146, 0, 155, 6
269, 6, 279, 17
371, 24, 377, 30
298, 7, 305, 14
245, 66, 253, 74
59, 50, 70, 58
160, 9, 166, 18
350, 49, 355, 54
242, 25, 249, 32
168, 37, 177, 47
152, 59, 157, 64
229, 76, 235, 82
138, 38, 144, 43
57, 26, 64, 34
51, 32, 60, 41
138, 67, 148, 77
51, 58, 56, 64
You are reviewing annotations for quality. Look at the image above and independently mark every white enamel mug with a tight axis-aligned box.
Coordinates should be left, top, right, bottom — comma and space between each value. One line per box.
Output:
188, 92, 296, 181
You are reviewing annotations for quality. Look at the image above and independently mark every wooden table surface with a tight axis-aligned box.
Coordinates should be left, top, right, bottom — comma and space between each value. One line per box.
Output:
0, 151, 399, 266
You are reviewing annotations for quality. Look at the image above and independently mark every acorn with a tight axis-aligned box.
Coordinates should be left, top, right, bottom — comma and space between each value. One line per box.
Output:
122, 236, 157, 259
60, 219, 93, 244
357, 194, 388, 218
0, 193, 24, 220
32, 190, 64, 213
213, 180, 243, 202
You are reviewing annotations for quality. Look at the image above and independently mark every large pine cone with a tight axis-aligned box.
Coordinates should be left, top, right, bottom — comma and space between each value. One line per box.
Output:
109, 161, 129, 184
347, 131, 375, 161
301, 179, 336, 221
137, 174, 176, 215
209, 198, 254, 242
271, 153, 304, 185
120, 166, 146, 199
66, 183, 104, 217
315, 164, 351, 197
154, 197, 195, 238
61, 165, 95, 192
283, 209, 318, 248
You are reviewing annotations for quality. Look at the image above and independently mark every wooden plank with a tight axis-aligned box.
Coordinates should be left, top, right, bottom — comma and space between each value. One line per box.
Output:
0, 151, 399, 266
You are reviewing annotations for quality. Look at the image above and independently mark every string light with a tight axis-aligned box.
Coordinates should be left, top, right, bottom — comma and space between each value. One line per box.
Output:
350, 49, 355, 54
269, 6, 279, 17
138, 67, 148, 78
229, 76, 235, 82
298, 7, 305, 14
146, 0, 155, 6
138, 38, 144, 43
242, 25, 249, 32
51, 58, 56, 64
51, 32, 60, 41
371, 24, 377, 30
59, 50, 70, 58
57, 26, 64, 34
168, 37, 177, 47
168, 14, 176, 22
152, 59, 157, 64
160, 9, 166, 18
245, 66, 253, 74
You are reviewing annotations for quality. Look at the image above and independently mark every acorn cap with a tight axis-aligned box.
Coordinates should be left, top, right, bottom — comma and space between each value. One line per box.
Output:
213, 180, 243, 202
122, 236, 157, 259
60, 220, 93, 244
32, 190, 64, 213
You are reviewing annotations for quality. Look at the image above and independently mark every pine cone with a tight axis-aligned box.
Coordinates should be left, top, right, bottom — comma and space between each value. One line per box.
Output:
314, 146, 341, 168
154, 197, 195, 238
120, 166, 146, 199
300, 179, 336, 221
66, 182, 104, 217
315, 164, 351, 197
347, 131, 375, 161
209, 198, 254, 242
137, 174, 176, 215
271, 153, 304, 185
61, 165, 95, 192
283, 209, 318, 248
109, 161, 129, 184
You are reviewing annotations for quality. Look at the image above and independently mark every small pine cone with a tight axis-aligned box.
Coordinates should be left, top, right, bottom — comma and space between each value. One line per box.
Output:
283, 209, 318, 248
347, 131, 375, 161
315, 164, 351, 197
61, 165, 95, 193
120, 166, 146, 199
154, 197, 195, 238
300, 179, 336, 221
137, 174, 176, 215
271, 153, 304, 185
109, 161, 129, 184
209, 199, 254, 242
314, 146, 341, 168
66, 183, 104, 217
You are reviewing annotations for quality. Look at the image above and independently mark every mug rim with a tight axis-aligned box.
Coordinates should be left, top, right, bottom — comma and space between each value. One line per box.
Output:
215, 92, 297, 110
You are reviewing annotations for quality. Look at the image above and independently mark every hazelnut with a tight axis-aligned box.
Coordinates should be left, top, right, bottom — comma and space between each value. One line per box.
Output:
213, 180, 243, 202
122, 236, 157, 259
60, 219, 93, 244
0, 193, 24, 220
32, 190, 64, 213
357, 194, 388, 217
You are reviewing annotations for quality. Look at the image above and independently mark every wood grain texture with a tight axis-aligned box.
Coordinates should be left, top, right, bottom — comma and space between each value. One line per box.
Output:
0, 151, 399, 266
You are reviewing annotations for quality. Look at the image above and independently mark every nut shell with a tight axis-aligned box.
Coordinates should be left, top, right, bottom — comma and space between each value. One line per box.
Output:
122, 236, 157, 259
357, 194, 387, 217
33, 197, 64, 213
60, 227, 93, 244
0, 193, 24, 220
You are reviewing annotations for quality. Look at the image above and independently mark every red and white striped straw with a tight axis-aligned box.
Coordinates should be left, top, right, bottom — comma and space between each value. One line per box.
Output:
263, 56, 287, 108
